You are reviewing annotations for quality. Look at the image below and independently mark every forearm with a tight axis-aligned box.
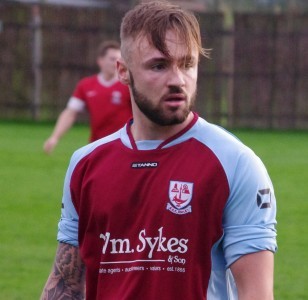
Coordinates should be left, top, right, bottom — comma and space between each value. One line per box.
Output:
49, 108, 78, 141
41, 243, 86, 300
231, 251, 274, 300
43, 109, 78, 153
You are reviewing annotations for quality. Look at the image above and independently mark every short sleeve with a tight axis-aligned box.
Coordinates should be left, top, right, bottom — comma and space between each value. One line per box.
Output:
67, 96, 86, 112
57, 156, 79, 247
72, 80, 86, 102
222, 150, 277, 267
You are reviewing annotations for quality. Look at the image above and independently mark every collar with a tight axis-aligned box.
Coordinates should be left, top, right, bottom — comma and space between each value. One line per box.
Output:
97, 73, 118, 87
126, 112, 199, 150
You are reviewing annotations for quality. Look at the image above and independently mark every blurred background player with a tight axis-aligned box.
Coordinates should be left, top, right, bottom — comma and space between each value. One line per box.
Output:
43, 40, 131, 154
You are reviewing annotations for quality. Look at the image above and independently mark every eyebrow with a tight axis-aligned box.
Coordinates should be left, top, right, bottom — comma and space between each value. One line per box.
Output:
180, 55, 196, 64
143, 55, 196, 66
143, 57, 168, 66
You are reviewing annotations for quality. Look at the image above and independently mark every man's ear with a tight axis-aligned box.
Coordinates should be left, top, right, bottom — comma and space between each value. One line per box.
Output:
117, 59, 130, 85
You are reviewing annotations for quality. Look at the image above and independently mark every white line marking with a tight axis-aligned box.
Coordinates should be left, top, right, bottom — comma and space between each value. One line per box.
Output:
100, 259, 165, 265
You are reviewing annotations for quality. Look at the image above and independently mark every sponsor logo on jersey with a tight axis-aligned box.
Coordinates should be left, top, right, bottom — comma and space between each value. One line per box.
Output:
131, 162, 159, 168
111, 91, 122, 104
256, 188, 271, 209
99, 227, 188, 259
167, 181, 193, 215
86, 90, 97, 97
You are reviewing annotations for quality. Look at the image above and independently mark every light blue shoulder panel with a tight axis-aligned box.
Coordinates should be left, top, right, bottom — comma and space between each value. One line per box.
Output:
57, 130, 123, 247
175, 118, 277, 299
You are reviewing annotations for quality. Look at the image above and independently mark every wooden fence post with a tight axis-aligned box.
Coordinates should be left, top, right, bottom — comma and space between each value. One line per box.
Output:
31, 4, 42, 121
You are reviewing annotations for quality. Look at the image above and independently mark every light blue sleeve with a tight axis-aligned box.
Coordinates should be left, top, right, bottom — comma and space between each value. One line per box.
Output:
56, 153, 80, 247
57, 169, 79, 246
222, 149, 277, 267
56, 130, 123, 247
57, 147, 88, 247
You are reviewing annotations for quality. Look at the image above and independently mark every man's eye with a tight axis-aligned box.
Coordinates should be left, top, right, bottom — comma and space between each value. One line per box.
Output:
151, 64, 166, 71
184, 61, 194, 69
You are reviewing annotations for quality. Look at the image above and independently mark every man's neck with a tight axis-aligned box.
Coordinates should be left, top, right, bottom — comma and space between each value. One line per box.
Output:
99, 72, 116, 82
98, 73, 117, 87
131, 112, 194, 141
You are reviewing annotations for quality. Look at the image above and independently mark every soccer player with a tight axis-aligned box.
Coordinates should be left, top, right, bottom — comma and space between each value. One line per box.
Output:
41, 2, 277, 299
43, 40, 132, 154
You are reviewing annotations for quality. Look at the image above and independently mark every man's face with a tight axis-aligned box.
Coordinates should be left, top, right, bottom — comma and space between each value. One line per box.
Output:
97, 48, 121, 77
125, 30, 198, 126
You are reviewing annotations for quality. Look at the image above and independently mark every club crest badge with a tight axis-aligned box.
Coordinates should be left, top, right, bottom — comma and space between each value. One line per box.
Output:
111, 91, 122, 105
167, 181, 193, 215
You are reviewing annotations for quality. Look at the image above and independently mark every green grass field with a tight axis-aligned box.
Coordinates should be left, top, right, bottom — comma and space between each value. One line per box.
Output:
0, 121, 307, 299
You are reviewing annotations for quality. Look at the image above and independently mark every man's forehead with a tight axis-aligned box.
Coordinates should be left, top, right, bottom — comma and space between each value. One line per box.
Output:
105, 48, 121, 56
134, 32, 198, 61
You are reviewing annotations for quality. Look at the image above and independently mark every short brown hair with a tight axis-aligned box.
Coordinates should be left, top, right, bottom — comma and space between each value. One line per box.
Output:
97, 40, 120, 57
120, 1, 210, 61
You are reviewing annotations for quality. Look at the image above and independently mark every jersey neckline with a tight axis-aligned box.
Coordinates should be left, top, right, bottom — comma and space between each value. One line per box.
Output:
97, 73, 119, 87
126, 112, 199, 150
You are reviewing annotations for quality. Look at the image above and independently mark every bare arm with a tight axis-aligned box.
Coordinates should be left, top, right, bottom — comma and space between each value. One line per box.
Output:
230, 250, 274, 300
43, 108, 79, 154
40, 242, 86, 300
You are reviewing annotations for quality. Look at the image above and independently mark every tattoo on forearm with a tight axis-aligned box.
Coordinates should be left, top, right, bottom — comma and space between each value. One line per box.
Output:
41, 243, 86, 300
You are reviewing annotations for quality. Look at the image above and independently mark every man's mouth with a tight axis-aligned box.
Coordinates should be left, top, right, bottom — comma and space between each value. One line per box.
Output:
164, 94, 186, 102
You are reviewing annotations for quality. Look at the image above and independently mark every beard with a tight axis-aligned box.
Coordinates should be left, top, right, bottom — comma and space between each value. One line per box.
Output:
129, 71, 196, 126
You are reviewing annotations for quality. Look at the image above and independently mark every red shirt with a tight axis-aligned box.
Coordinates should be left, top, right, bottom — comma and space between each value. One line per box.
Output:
72, 75, 131, 141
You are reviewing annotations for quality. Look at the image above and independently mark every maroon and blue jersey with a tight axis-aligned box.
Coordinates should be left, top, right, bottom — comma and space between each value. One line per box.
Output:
57, 113, 277, 299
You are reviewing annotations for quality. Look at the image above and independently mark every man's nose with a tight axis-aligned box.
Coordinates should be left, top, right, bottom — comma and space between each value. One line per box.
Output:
167, 66, 185, 87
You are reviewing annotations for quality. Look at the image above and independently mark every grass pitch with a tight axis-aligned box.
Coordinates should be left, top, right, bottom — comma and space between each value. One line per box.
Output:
0, 121, 307, 299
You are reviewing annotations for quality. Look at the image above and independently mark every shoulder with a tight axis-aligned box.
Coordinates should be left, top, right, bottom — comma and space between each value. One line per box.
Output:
69, 129, 122, 172
76, 74, 98, 88
192, 118, 265, 186
193, 117, 253, 159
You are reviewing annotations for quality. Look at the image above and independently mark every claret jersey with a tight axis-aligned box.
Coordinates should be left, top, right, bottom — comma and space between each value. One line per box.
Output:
68, 74, 131, 142
58, 113, 277, 300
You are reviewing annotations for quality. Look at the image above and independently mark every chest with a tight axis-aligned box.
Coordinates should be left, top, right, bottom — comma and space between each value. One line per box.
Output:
84, 84, 127, 107
73, 141, 229, 232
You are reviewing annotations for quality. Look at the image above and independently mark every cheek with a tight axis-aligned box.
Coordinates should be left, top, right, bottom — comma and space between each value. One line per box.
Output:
107, 60, 116, 67
188, 67, 198, 80
132, 73, 157, 90
186, 71, 198, 89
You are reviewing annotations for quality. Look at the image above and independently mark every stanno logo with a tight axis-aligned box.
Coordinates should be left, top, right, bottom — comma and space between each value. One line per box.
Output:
131, 162, 159, 169
167, 181, 193, 215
